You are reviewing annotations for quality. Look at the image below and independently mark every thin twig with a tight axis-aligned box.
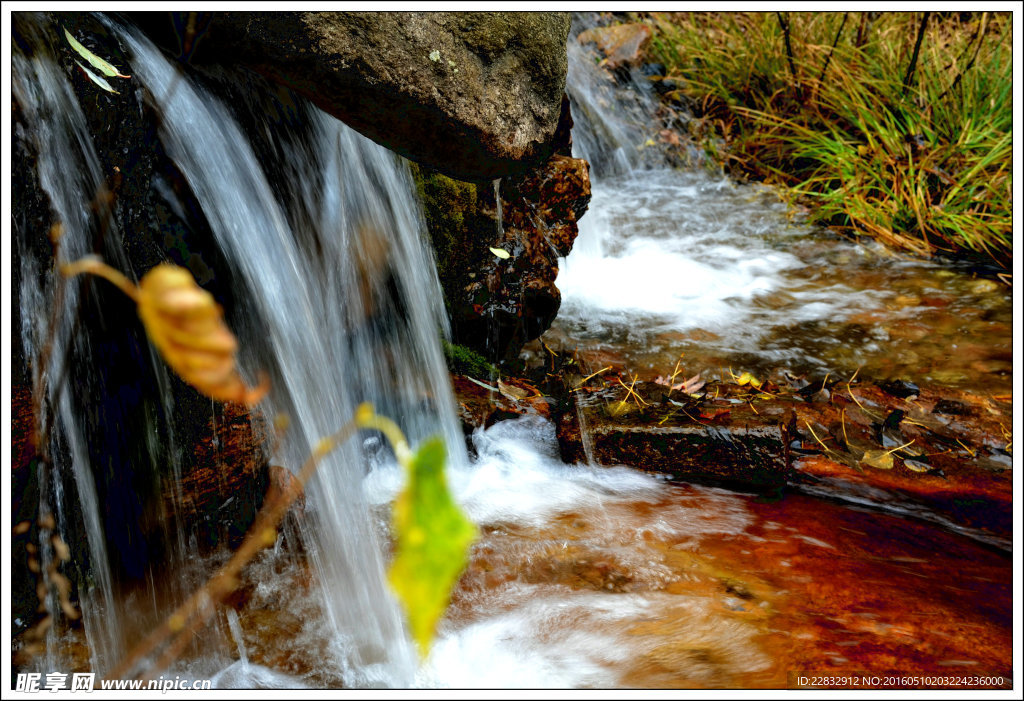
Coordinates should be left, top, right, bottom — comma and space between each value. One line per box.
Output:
107, 417, 360, 681
845, 384, 883, 420
776, 12, 800, 91
618, 375, 649, 407
901, 11, 931, 98
804, 421, 835, 452
576, 366, 611, 388
937, 12, 988, 101
666, 354, 685, 397
816, 12, 849, 87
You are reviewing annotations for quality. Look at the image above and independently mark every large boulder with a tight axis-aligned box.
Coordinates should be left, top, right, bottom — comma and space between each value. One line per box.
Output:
135, 11, 572, 181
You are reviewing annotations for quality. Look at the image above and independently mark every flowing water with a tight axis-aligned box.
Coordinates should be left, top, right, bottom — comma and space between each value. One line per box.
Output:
13, 13, 1012, 690
552, 25, 1012, 396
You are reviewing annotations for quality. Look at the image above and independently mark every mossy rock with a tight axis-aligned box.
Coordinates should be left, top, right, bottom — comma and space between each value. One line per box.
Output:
441, 340, 498, 379
408, 162, 499, 333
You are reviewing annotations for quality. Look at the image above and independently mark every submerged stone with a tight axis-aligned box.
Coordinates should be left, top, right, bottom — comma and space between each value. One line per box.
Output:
553, 381, 792, 492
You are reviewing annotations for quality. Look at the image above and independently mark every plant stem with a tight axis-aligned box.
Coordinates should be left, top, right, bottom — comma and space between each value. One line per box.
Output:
901, 12, 931, 98
776, 12, 800, 91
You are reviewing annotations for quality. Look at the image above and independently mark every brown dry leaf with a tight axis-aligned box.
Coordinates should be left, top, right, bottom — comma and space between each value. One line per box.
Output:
137, 264, 267, 404
497, 379, 530, 401
63, 257, 267, 405
680, 372, 705, 395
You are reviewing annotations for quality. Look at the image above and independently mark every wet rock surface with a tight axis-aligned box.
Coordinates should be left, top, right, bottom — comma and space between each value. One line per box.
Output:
555, 383, 792, 491
12, 12, 275, 601
133, 11, 572, 181
577, 23, 653, 69
497, 348, 1012, 548
415, 144, 592, 363
452, 374, 552, 449
466, 154, 592, 361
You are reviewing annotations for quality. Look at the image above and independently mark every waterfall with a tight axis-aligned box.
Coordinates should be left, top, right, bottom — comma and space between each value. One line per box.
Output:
14, 16, 140, 674
565, 17, 669, 179
560, 13, 915, 389
118, 20, 468, 686
15, 13, 466, 686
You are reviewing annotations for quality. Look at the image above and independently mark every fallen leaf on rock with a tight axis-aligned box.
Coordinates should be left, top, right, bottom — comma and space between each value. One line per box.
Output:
860, 449, 894, 470
735, 372, 763, 389
74, 61, 119, 94
65, 27, 131, 78
680, 372, 705, 395
497, 379, 530, 401
654, 371, 704, 395
489, 247, 511, 260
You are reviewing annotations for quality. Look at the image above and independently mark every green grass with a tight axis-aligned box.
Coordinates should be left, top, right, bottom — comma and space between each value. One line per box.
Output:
644, 11, 1012, 270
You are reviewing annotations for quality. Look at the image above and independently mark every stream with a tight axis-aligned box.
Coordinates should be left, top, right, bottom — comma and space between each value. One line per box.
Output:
13, 13, 1012, 690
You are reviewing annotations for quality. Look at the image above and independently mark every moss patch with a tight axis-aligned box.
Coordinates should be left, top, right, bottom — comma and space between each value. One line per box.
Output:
442, 340, 498, 379
408, 162, 497, 318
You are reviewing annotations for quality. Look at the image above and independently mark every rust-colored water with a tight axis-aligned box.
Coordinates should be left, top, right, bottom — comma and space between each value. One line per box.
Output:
442, 482, 1012, 689
20, 416, 1012, 690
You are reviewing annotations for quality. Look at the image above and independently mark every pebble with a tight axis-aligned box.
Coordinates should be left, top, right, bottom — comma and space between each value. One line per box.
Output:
969, 279, 1000, 295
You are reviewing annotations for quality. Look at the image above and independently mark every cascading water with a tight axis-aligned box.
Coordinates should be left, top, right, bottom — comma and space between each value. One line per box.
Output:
119, 22, 468, 686
13, 12, 1011, 690
15, 13, 463, 687
562, 21, 856, 373
13, 16, 152, 675
558, 16, 1010, 389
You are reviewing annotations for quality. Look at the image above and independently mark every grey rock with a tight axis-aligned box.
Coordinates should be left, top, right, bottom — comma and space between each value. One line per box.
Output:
196, 12, 571, 181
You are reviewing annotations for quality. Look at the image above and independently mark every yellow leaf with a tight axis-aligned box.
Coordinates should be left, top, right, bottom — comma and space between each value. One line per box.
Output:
137, 264, 267, 404
65, 27, 130, 78
735, 372, 762, 389
860, 449, 894, 470
62, 258, 267, 405
388, 438, 477, 657
489, 246, 511, 260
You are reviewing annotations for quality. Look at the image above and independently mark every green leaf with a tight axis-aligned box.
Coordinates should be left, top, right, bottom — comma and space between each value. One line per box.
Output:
64, 28, 130, 79
489, 246, 511, 259
74, 61, 119, 94
388, 437, 477, 657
